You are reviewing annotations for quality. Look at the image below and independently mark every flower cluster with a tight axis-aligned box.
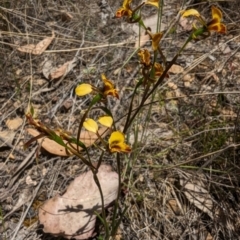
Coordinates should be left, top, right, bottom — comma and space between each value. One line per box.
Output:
138, 49, 165, 83
75, 74, 131, 153
75, 74, 119, 99
115, 0, 159, 22
181, 6, 226, 40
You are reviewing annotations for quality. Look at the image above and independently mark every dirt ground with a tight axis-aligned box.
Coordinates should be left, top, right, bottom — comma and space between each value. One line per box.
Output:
1, 0, 240, 239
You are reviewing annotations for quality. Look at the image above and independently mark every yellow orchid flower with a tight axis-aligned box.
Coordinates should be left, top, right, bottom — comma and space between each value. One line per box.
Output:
149, 32, 163, 51
138, 49, 151, 67
98, 116, 113, 128
207, 6, 226, 33
182, 6, 226, 34
145, 0, 159, 8
75, 83, 93, 96
108, 131, 131, 153
101, 74, 119, 99
116, 0, 133, 19
83, 118, 98, 133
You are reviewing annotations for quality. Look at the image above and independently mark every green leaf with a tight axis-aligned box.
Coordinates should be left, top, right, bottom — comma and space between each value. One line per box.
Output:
90, 94, 102, 107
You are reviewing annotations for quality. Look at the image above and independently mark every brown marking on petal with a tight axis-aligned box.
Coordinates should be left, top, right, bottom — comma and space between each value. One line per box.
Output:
219, 24, 227, 33
208, 19, 218, 26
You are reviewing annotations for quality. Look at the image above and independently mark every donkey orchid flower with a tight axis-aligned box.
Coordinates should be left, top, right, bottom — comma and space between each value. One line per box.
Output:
138, 49, 151, 67
116, 0, 133, 19
109, 131, 131, 153
182, 6, 226, 34
101, 74, 119, 99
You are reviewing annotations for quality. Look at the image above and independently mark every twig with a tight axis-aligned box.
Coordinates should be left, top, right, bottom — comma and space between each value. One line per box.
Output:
10, 179, 44, 240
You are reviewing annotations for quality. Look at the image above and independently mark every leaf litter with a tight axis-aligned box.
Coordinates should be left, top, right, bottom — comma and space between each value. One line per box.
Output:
39, 165, 118, 239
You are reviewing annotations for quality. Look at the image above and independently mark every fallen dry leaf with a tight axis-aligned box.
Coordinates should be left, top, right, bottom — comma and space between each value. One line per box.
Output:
17, 31, 55, 55
169, 64, 184, 74
6, 117, 23, 130
135, 34, 150, 48
129, 14, 165, 48
180, 175, 213, 219
0, 130, 16, 146
132, 14, 166, 35
26, 127, 108, 156
49, 58, 78, 80
42, 59, 55, 79
39, 164, 119, 239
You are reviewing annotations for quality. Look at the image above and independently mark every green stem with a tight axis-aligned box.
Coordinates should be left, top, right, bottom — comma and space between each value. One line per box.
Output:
92, 169, 109, 238
124, 36, 192, 133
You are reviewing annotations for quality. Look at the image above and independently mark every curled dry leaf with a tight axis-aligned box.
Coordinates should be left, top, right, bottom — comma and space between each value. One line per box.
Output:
49, 58, 78, 80
26, 127, 108, 156
39, 164, 119, 239
17, 31, 55, 55
6, 117, 23, 130
42, 59, 55, 79
0, 130, 16, 146
135, 34, 150, 48
180, 175, 214, 219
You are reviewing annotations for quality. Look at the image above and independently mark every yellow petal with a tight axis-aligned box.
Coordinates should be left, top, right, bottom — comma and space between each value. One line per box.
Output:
151, 32, 163, 51
108, 131, 131, 153
181, 9, 201, 18
122, 0, 132, 8
102, 74, 114, 89
145, 0, 159, 8
211, 6, 222, 22
109, 131, 125, 145
75, 83, 92, 96
98, 116, 113, 128
83, 118, 98, 133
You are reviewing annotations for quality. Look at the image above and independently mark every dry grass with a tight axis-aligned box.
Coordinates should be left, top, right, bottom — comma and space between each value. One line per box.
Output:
1, 0, 240, 239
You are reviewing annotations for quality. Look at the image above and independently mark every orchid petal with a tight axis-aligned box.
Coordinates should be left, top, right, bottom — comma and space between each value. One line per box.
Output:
75, 84, 93, 96
83, 118, 98, 133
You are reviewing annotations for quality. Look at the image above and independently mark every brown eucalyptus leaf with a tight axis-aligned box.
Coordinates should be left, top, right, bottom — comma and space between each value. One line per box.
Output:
0, 130, 16, 146
42, 59, 55, 79
135, 34, 150, 48
39, 165, 119, 239
49, 58, 78, 80
6, 117, 23, 130
180, 176, 213, 219
17, 31, 55, 55
26, 127, 108, 156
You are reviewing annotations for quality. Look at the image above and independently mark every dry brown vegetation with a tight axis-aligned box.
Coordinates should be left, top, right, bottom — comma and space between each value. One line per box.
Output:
1, 0, 240, 239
